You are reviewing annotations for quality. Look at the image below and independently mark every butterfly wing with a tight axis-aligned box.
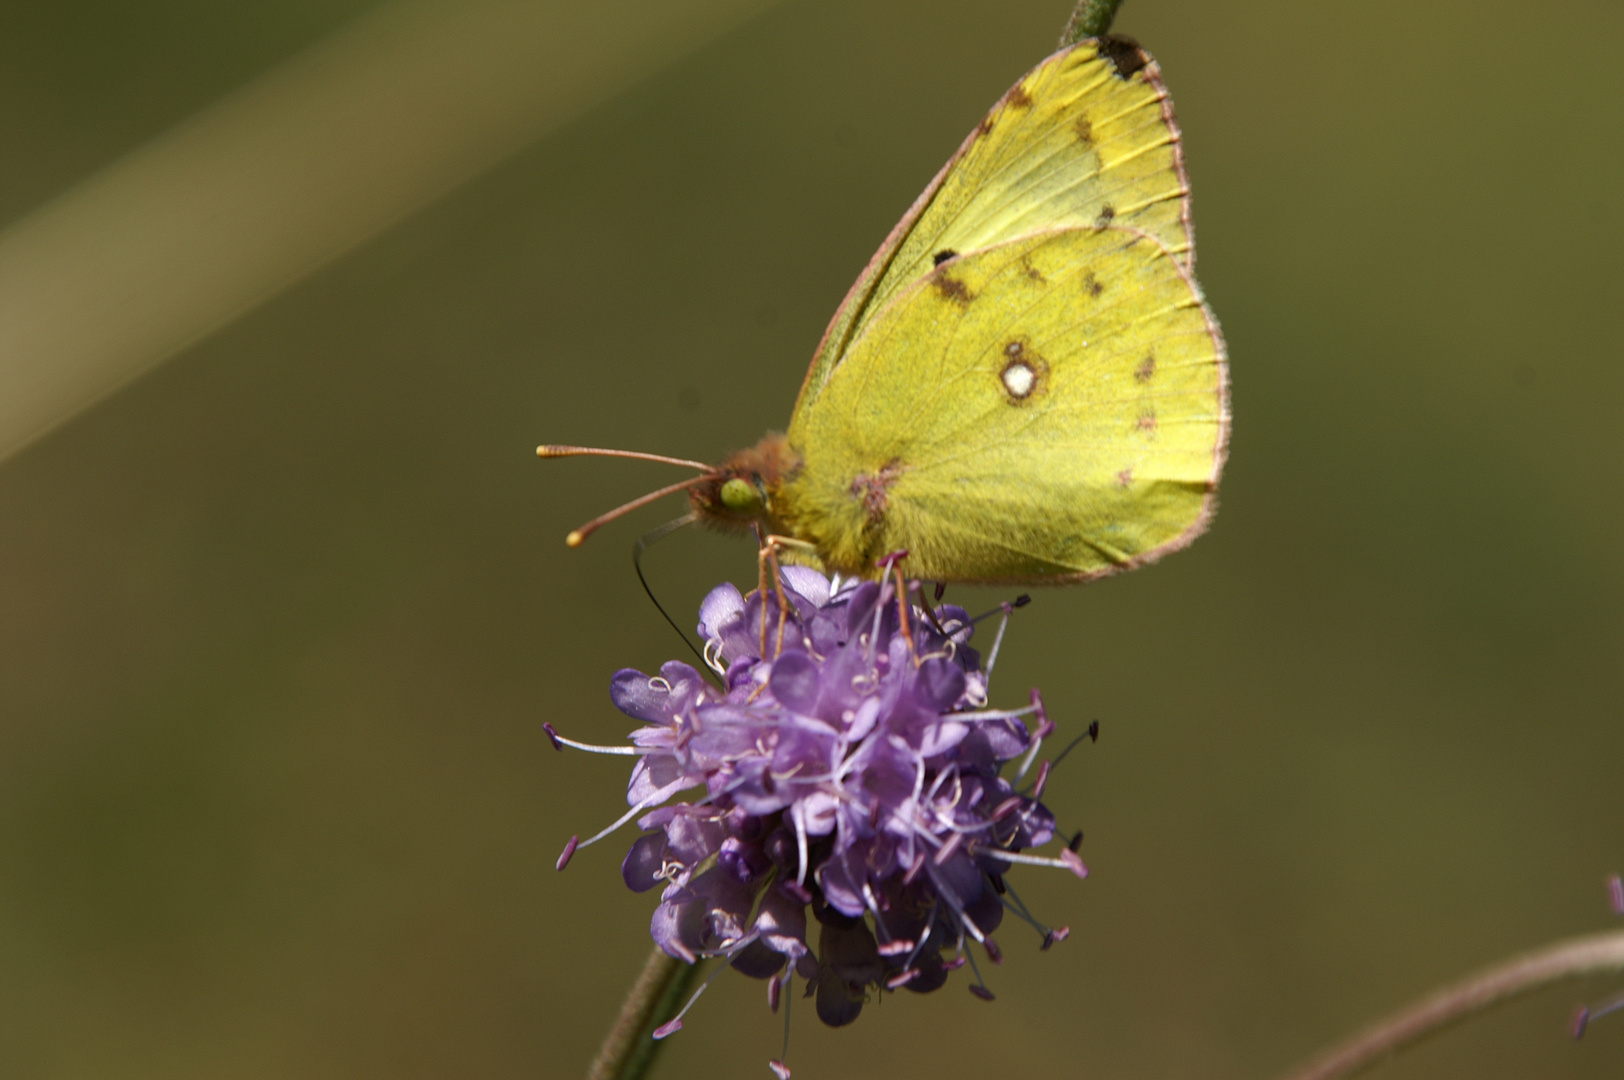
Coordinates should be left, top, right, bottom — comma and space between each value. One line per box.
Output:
779, 226, 1228, 583
794, 36, 1194, 419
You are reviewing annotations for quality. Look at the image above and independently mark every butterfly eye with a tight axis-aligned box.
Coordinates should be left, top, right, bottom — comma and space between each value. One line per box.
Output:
720, 477, 763, 513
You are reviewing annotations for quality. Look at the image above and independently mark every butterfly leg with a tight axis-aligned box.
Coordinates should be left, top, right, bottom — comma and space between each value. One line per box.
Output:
880, 557, 920, 665
756, 533, 819, 658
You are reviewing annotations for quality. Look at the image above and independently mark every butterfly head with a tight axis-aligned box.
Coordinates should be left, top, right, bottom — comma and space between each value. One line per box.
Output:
688, 432, 799, 536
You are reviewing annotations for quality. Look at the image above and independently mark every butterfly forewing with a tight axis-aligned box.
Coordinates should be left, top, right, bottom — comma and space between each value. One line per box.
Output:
794, 37, 1194, 418
780, 226, 1227, 583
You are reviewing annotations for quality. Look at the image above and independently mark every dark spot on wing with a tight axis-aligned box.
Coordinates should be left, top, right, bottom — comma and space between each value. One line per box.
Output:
850, 459, 905, 525
1135, 354, 1156, 383
1021, 257, 1047, 282
1081, 271, 1103, 297
1095, 204, 1116, 227
1097, 35, 1149, 80
933, 272, 975, 305
1006, 84, 1034, 109
1136, 410, 1157, 433
1115, 468, 1134, 487
1073, 116, 1093, 144
933, 249, 958, 267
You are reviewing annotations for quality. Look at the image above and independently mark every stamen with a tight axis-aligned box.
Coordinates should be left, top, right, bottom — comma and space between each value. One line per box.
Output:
991, 796, 1024, 822
793, 804, 810, 886
984, 937, 1003, 965
886, 968, 920, 989
903, 907, 939, 970
773, 969, 794, 1075
1013, 689, 1051, 783
943, 705, 1039, 724
964, 948, 995, 1001
1031, 760, 1052, 799
1574, 991, 1624, 1039
983, 604, 1014, 685
1608, 873, 1624, 915
980, 847, 1089, 878
933, 831, 965, 865
999, 880, 1069, 948
542, 723, 646, 756
654, 957, 730, 1039
1034, 728, 1098, 791
554, 834, 579, 870
576, 777, 695, 851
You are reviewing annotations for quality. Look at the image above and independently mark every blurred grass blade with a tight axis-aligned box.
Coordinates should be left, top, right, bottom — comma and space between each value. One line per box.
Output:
0, 0, 783, 463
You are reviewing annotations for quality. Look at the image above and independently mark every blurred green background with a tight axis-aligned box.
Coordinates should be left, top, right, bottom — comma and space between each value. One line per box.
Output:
2, 0, 1622, 1077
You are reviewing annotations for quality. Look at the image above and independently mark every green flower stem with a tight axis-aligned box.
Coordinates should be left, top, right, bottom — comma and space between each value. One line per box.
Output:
586, 947, 702, 1080
1276, 929, 1624, 1080
1060, 0, 1126, 45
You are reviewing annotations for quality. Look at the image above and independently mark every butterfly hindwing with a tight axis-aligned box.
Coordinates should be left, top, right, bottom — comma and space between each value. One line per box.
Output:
793, 36, 1194, 419
781, 226, 1227, 582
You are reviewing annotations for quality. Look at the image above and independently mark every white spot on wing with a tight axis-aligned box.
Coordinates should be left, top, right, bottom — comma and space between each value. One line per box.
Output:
1002, 362, 1036, 399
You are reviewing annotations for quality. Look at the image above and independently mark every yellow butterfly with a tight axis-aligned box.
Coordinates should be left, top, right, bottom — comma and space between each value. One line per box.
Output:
542, 35, 1229, 585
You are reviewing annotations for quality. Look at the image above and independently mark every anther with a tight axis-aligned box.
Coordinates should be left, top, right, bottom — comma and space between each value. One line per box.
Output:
1060, 849, 1089, 880
992, 796, 1024, 822
1032, 760, 1052, 799
542, 722, 563, 751
769, 1060, 792, 1079
886, 969, 920, 989
768, 977, 781, 1013
984, 937, 1003, 965
653, 1018, 683, 1039
1573, 992, 1624, 1039
1608, 873, 1623, 915
1088, 719, 1100, 741
969, 984, 996, 1002
877, 939, 915, 957
933, 831, 965, 865
1042, 926, 1071, 951
555, 834, 580, 871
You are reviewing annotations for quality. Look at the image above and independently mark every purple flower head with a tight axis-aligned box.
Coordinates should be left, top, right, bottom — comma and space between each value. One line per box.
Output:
551, 568, 1090, 1057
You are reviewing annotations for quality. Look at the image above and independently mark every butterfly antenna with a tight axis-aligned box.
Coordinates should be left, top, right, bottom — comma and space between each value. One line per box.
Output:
556, 473, 714, 547
536, 444, 711, 470
536, 444, 716, 546
633, 514, 709, 669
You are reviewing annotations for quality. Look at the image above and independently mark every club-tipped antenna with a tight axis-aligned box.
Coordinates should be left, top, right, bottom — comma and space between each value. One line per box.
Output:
536, 444, 717, 546
558, 474, 715, 547
633, 514, 710, 670
536, 444, 713, 471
